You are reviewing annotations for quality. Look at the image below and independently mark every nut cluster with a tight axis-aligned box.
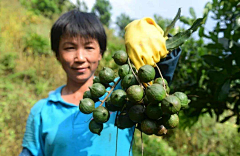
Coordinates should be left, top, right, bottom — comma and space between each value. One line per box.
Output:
79, 50, 190, 136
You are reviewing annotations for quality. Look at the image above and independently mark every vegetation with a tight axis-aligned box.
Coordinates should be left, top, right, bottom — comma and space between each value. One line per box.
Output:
115, 13, 133, 38
0, 0, 239, 155
92, 0, 112, 27
19, 0, 74, 19
172, 0, 240, 130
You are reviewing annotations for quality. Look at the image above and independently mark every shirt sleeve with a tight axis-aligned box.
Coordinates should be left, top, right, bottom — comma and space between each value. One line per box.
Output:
155, 47, 182, 85
21, 100, 45, 156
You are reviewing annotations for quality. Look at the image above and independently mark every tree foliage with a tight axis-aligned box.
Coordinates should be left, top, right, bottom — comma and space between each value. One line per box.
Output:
172, 0, 240, 130
19, 0, 72, 19
154, 14, 184, 37
92, 0, 112, 27
75, 0, 88, 12
115, 13, 134, 38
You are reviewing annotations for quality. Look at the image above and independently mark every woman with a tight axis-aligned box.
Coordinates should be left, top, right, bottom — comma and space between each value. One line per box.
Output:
20, 10, 181, 156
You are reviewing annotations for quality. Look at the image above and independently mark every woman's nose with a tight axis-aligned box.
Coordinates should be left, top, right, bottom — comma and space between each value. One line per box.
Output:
75, 49, 86, 62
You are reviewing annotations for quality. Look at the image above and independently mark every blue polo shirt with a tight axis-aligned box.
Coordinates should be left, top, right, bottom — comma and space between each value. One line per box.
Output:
22, 78, 134, 156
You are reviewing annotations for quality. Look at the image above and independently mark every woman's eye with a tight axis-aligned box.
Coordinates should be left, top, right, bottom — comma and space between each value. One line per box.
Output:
64, 47, 75, 50
86, 46, 94, 50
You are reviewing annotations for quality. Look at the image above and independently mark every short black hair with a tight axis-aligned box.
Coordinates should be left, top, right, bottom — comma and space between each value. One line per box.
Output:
51, 10, 107, 57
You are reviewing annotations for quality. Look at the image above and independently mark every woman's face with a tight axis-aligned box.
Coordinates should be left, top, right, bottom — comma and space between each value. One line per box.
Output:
58, 35, 102, 84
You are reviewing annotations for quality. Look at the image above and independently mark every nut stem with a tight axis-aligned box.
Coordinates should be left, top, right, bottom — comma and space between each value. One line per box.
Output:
127, 58, 145, 89
99, 78, 121, 106
155, 63, 169, 96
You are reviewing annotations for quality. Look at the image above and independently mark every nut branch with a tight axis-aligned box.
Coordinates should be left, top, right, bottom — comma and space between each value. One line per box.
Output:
99, 78, 121, 106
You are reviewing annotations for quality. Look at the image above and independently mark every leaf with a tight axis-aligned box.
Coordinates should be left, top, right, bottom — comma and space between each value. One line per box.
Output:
180, 16, 191, 25
213, 0, 218, 6
202, 55, 224, 67
234, 16, 240, 30
217, 79, 231, 102
189, 18, 204, 33
205, 43, 223, 49
209, 32, 218, 42
166, 30, 191, 51
198, 27, 204, 37
166, 18, 203, 51
164, 8, 181, 37
203, 2, 212, 17
189, 7, 196, 19
224, 25, 232, 39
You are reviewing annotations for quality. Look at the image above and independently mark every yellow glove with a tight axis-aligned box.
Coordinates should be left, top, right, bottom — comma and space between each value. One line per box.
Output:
125, 17, 169, 70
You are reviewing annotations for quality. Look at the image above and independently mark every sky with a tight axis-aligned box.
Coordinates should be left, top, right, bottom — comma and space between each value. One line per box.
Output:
71, 0, 213, 35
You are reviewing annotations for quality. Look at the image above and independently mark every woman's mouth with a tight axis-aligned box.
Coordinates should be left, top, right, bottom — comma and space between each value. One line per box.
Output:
72, 67, 87, 73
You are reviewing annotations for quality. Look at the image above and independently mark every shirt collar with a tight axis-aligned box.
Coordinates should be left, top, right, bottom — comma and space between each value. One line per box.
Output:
48, 85, 77, 107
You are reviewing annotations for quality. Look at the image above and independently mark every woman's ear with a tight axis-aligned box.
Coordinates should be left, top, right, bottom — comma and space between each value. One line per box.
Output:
56, 55, 60, 62
98, 53, 102, 61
